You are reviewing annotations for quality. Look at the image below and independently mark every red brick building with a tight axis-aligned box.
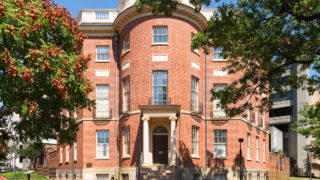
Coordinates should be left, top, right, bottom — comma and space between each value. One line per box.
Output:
55, 0, 284, 179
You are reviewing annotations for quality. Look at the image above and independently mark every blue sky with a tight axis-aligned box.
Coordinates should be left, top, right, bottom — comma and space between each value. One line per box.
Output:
53, 0, 232, 18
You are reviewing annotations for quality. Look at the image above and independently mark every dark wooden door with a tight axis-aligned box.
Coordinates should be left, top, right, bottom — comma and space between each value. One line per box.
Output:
153, 135, 168, 164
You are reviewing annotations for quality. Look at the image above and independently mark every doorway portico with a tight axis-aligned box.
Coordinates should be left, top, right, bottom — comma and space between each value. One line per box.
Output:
139, 105, 180, 166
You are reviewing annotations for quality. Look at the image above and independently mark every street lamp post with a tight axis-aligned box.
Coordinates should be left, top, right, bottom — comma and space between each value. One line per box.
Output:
238, 138, 244, 180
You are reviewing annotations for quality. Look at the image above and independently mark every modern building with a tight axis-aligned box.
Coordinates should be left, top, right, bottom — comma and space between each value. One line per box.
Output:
56, 0, 274, 179
269, 66, 320, 176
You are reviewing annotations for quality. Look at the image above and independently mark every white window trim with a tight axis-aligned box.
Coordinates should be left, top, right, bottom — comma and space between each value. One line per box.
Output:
123, 78, 130, 112
96, 46, 110, 62
95, 12, 109, 20
213, 84, 226, 117
74, 142, 77, 161
256, 137, 259, 162
214, 130, 227, 158
153, 26, 168, 45
191, 77, 199, 112
65, 145, 69, 163
192, 126, 199, 157
213, 47, 227, 61
123, 36, 130, 54
263, 139, 266, 162
247, 134, 251, 160
123, 127, 130, 158
96, 131, 110, 159
96, 85, 110, 118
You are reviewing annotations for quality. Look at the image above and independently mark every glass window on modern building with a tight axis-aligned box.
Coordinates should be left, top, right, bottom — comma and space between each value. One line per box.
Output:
271, 91, 293, 102
123, 126, 130, 157
192, 126, 199, 156
153, 27, 168, 43
123, 36, 130, 52
95, 12, 109, 19
191, 77, 199, 112
96, 131, 109, 158
123, 78, 130, 112
96, 46, 109, 62
269, 106, 293, 117
213, 47, 225, 61
152, 71, 168, 105
214, 130, 227, 158
96, 85, 109, 118
213, 84, 226, 117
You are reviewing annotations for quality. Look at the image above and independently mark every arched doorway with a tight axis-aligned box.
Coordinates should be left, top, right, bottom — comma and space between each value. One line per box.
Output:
152, 126, 168, 164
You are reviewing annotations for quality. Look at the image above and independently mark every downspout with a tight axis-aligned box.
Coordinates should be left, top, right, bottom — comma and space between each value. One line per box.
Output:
179, 114, 181, 180
113, 34, 119, 180
204, 53, 208, 179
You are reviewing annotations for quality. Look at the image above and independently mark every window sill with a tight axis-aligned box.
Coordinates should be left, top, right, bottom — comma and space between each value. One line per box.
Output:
191, 155, 200, 159
151, 43, 169, 46
122, 49, 130, 57
95, 157, 110, 160
65, 161, 69, 163
263, 161, 266, 163
256, 160, 260, 162
59, 162, 62, 164
213, 59, 227, 62
247, 158, 252, 161
95, 60, 110, 63
122, 155, 130, 159
213, 157, 228, 160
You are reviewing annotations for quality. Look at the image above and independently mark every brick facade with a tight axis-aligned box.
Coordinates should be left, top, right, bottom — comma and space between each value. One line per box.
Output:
55, 2, 289, 180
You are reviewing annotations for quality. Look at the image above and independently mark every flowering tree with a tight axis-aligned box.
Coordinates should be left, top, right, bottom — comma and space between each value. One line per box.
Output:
0, 0, 94, 158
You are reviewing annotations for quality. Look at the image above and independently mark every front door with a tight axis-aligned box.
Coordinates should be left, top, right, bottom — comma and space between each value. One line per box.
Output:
153, 135, 168, 164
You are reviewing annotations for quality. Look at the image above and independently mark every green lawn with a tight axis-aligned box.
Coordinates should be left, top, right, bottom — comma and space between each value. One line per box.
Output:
290, 177, 319, 180
1, 171, 48, 180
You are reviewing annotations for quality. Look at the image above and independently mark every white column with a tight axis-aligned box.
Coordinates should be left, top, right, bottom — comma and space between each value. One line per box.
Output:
169, 116, 177, 166
142, 116, 152, 165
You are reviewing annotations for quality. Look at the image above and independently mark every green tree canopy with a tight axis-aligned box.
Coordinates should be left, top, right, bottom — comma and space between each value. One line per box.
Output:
0, 0, 94, 159
293, 102, 320, 157
136, 0, 320, 117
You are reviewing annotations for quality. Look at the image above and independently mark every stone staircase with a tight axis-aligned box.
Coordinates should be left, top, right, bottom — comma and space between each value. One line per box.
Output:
141, 165, 178, 180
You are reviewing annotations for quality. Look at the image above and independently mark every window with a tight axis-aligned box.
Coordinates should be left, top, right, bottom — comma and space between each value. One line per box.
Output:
192, 126, 199, 156
269, 106, 293, 117
271, 91, 293, 102
96, 46, 109, 61
262, 111, 265, 129
122, 174, 129, 180
193, 173, 201, 180
263, 139, 266, 162
213, 84, 226, 116
96, 174, 109, 180
191, 33, 199, 53
191, 77, 199, 112
66, 145, 69, 162
74, 141, 77, 161
96, 12, 109, 19
60, 146, 63, 163
123, 36, 130, 52
96, 131, 109, 158
214, 130, 227, 158
153, 27, 168, 43
123, 127, 130, 157
247, 134, 251, 160
123, 78, 130, 112
246, 95, 250, 121
213, 47, 225, 61
96, 85, 110, 118
255, 97, 258, 125
256, 137, 259, 161
152, 71, 168, 105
